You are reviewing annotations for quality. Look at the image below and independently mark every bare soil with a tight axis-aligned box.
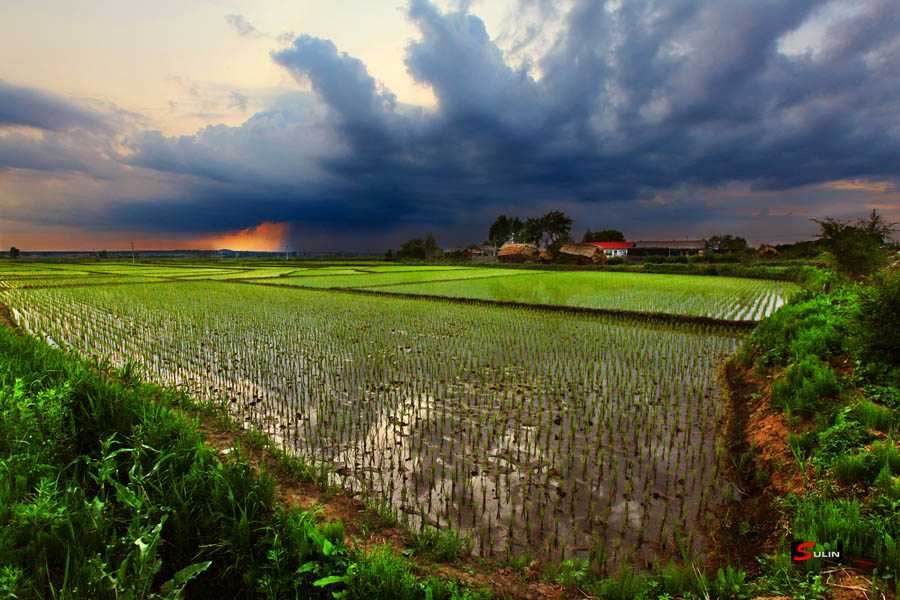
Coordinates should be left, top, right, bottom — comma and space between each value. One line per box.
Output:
719, 359, 892, 600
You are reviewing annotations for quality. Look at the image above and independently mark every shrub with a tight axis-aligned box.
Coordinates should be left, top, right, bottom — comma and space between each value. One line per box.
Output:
770, 357, 839, 417
406, 526, 471, 563
865, 385, 900, 409
833, 452, 876, 485
850, 400, 895, 431
870, 441, 900, 475
818, 420, 874, 461
851, 273, 900, 367
744, 294, 844, 369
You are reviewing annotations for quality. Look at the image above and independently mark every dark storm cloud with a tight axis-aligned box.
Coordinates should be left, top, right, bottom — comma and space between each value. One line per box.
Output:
0, 79, 107, 132
271, 35, 400, 155
0, 133, 93, 173
5, 0, 900, 246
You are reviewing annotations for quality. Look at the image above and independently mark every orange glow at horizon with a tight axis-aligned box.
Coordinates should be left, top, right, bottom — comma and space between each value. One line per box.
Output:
820, 179, 898, 193
199, 221, 293, 252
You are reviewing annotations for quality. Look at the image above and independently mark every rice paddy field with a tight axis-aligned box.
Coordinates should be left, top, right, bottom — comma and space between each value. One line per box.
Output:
370, 272, 797, 321
0, 260, 799, 568
0, 262, 798, 320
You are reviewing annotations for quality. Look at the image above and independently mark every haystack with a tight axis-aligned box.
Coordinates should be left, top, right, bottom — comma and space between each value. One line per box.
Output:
498, 243, 540, 263
559, 243, 605, 265
539, 250, 554, 262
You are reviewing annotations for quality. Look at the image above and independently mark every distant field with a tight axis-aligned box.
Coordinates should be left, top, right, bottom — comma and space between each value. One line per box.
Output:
0, 275, 171, 288
175, 267, 302, 279
0, 261, 800, 320
370, 271, 798, 320
258, 268, 524, 289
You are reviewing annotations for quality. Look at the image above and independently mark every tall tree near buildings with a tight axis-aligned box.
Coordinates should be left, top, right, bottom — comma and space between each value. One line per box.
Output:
488, 215, 525, 247
522, 211, 573, 252
583, 229, 625, 243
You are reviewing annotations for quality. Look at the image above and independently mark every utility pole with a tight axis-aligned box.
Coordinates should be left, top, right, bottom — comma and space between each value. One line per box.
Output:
131, 241, 135, 264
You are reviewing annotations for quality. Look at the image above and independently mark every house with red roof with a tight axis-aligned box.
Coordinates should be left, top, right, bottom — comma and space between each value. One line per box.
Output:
588, 241, 634, 257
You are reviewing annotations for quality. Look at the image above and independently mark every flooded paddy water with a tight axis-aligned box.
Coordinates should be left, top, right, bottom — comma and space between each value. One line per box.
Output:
2, 280, 743, 568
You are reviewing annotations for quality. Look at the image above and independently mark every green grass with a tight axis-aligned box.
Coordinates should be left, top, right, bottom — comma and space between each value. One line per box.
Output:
184, 267, 308, 280
406, 526, 473, 563
737, 271, 900, 591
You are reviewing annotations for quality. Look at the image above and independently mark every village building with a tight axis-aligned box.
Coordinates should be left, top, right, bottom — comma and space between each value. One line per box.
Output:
631, 240, 707, 257
587, 241, 634, 257
559, 243, 604, 264
498, 243, 540, 263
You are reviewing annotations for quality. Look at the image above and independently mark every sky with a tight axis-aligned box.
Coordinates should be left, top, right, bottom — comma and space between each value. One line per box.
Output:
1, 0, 899, 252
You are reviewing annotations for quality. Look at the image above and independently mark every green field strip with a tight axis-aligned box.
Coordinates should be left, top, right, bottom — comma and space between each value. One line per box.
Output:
369, 270, 799, 321
251, 268, 528, 289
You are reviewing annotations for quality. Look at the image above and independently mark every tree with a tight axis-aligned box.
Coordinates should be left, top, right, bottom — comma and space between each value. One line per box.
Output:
774, 239, 827, 259
9, 246, 20, 259
488, 215, 525, 247
530, 210, 573, 252
544, 211, 573, 252
396, 234, 442, 259
489, 211, 572, 251
812, 209, 897, 279
511, 217, 524, 242
852, 272, 900, 366
583, 229, 625, 243
707, 235, 748, 252
397, 238, 426, 259
521, 217, 544, 246
385, 248, 394, 260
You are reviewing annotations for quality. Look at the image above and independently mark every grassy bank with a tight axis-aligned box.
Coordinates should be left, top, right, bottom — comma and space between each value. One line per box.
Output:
727, 270, 900, 597
0, 326, 490, 599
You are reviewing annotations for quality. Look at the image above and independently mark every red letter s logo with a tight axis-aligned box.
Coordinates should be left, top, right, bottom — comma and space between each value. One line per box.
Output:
795, 542, 814, 561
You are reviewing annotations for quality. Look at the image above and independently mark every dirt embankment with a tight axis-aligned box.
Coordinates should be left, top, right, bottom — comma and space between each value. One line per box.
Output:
714, 360, 796, 572
718, 360, 889, 600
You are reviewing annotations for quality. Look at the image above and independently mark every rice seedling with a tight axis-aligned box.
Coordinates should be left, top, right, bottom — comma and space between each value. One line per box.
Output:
371, 271, 799, 320
0, 266, 744, 568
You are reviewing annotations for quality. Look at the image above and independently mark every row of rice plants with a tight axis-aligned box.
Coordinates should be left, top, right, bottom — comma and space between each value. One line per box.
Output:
260, 269, 529, 289
0, 280, 742, 570
370, 271, 798, 321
